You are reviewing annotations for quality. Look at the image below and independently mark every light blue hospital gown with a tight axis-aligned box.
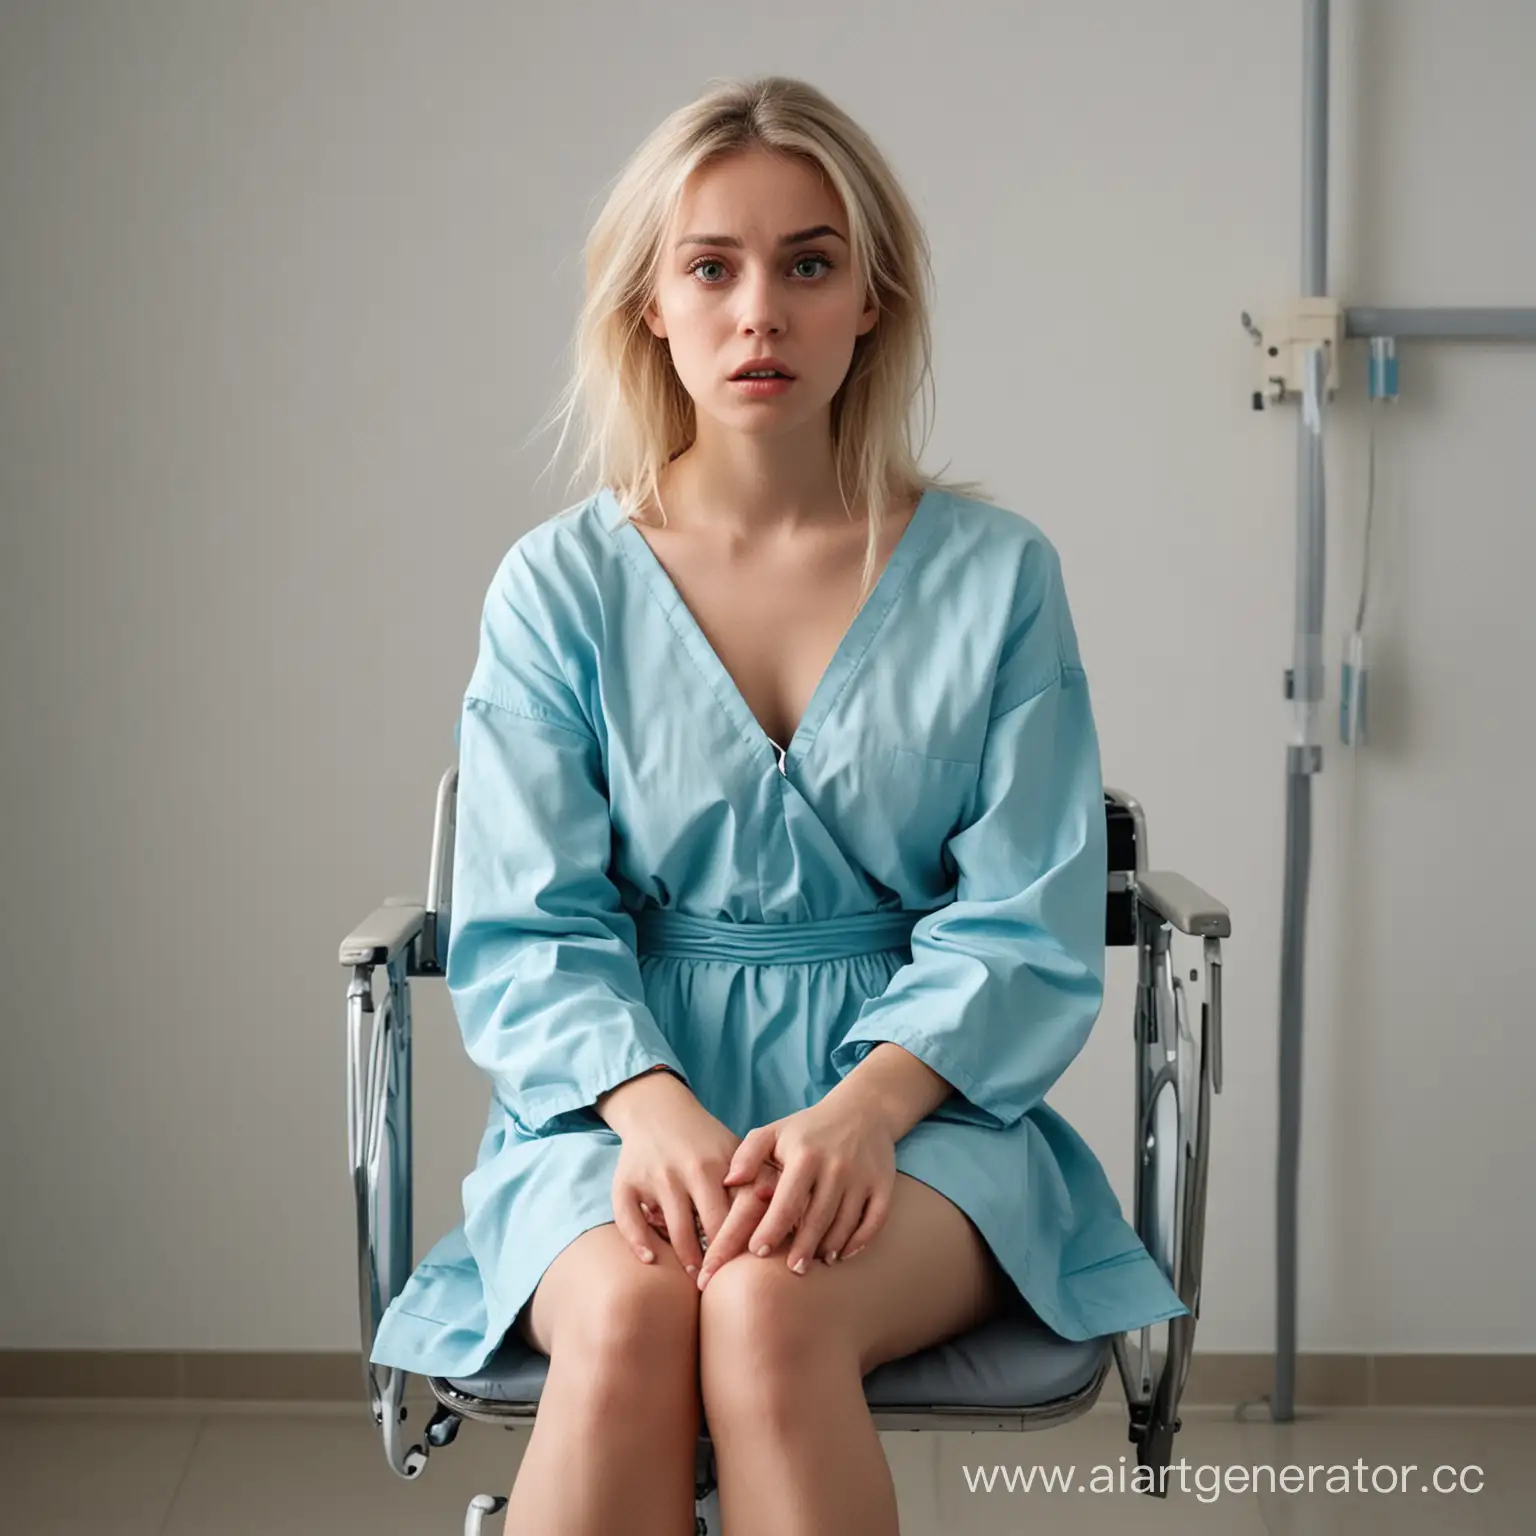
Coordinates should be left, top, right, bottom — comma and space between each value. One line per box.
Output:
369, 485, 1188, 1380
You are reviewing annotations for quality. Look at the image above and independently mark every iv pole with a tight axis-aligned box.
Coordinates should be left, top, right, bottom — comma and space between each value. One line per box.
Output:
1262, 0, 1536, 1425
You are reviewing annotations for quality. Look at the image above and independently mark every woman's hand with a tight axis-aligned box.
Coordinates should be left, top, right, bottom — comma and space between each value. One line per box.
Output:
693, 1094, 898, 1289
641, 1162, 783, 1280
608, 1076, 743, 1278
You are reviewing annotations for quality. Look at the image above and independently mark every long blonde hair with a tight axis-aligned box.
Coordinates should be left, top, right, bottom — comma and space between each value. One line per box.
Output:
534, 74, 992, 602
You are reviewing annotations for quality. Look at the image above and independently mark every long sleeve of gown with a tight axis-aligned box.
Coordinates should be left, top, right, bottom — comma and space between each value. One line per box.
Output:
829, 535, 1107, 1132
446, 548, 690, 1138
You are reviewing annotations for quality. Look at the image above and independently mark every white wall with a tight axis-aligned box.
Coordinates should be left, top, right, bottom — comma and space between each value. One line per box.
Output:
1, 0, 1532, 1356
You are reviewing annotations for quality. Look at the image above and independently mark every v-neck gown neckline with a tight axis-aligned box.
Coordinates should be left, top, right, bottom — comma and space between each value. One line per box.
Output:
603, 485, 939, 774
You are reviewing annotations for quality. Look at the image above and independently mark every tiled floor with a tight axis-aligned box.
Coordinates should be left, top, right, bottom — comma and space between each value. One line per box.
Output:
1, 1399, 1529, 1533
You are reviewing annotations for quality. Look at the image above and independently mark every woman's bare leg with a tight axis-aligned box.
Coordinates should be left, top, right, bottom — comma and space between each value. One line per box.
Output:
505, 1221, 702, 1535
698, 1172, 1014, 1536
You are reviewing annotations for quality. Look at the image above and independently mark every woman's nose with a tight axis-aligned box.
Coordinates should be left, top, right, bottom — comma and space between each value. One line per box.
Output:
736, 270, 785, 335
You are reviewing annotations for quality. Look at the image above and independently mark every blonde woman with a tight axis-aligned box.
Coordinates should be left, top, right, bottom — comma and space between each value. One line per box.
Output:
370, 75, 1187, 1534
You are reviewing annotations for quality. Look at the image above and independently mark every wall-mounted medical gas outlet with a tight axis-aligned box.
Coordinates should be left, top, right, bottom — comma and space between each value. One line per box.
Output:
1240, 297, 1344, 409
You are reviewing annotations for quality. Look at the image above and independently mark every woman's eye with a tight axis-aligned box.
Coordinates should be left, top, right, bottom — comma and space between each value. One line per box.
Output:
686, 253, 834, 284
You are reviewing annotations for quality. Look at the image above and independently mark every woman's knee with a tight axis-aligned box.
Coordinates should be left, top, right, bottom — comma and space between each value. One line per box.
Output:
698, 1245, 854, 1408
524, 1222, 701, 1376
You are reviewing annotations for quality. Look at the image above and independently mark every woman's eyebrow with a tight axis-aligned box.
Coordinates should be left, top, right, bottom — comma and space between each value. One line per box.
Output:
674, 225, 847, 250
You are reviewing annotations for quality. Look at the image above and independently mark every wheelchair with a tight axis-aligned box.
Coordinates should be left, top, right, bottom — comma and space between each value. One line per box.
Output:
340, 779, 1230, 1534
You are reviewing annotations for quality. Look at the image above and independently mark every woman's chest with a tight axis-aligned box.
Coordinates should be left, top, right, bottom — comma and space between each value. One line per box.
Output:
628, 518, 905, 751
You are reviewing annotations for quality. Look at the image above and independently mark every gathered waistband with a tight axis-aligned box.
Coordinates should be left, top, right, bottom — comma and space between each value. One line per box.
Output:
632, 905, 934, 964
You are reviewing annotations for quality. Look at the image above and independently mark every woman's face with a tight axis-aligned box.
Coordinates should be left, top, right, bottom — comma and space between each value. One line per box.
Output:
643, 148, 877, 441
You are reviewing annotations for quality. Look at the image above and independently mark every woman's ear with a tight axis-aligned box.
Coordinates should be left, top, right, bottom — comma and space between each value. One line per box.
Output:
642, 298, 667, 340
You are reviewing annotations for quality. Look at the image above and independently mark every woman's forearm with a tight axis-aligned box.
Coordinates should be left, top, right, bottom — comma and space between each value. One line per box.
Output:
595, 1064, 692, 1136
827, 1041, 954, 1143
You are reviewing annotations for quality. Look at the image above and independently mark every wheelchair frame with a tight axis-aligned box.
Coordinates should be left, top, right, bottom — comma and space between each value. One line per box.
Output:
340, 777, 1229, 1531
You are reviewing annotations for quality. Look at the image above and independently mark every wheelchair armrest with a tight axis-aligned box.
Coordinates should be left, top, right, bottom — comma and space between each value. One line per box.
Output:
1135, 871, 1231, 940
339, 897, 426, 966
